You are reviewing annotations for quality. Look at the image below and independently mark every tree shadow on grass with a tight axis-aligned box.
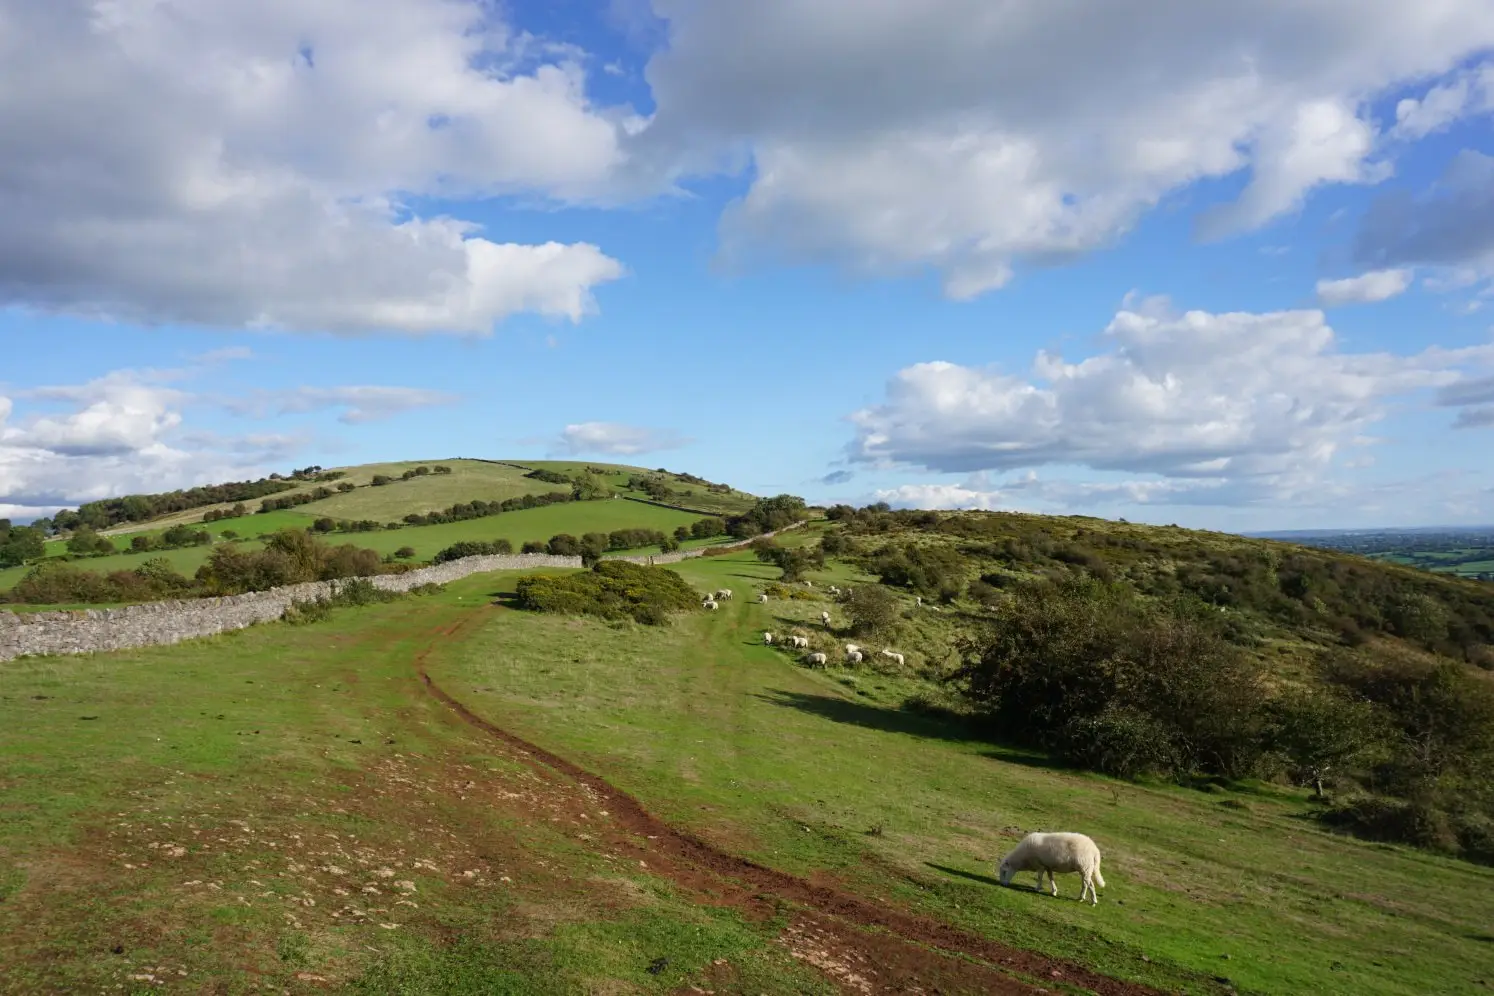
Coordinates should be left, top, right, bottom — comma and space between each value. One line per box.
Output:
753, 689, 1074, 773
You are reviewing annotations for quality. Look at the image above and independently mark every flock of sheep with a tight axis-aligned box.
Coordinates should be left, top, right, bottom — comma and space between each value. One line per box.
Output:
700, 575, 1109, 906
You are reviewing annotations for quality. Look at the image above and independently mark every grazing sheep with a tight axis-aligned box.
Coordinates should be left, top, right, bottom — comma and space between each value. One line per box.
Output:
829, 585, 841, 595
791, 636, 810, 649
804, 581, 813, 587
702, 600, 719, 611
820, 611, 831, 626
997, 832, 1106, 906
763, 632, 774, 645
915, 595, 922, 606
845, 643, 861, 656
805, 652, 828, 667
758, 593, 769, 603
846, 649, 863, 664
880, 649, 905, 666
716, 588, 733, 600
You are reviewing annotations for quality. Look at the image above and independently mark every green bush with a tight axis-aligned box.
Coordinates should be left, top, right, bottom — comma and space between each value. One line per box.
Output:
512, 561, 699, 625
433, 539, 513, 564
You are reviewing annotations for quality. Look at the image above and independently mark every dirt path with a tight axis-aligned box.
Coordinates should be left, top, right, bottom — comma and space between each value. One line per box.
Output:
415, 612, 1175, 996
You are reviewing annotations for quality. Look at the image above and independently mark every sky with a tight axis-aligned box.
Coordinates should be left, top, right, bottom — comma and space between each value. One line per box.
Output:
2, 1, 1494, 533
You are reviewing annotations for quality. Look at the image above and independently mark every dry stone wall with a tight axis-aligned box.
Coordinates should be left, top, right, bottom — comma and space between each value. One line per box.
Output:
0, 523, 802, 662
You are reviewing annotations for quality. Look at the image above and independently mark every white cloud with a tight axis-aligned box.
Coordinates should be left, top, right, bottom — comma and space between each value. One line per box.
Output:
1315, 268, 1413, 306
1390, 62, 1494, 140
0, 0, 631, 335
872, 483, 1010, 512
552, 421, 689, 456
222, 386, 460, 424
0, 370, 297, 519
633, 4, 1494, 296
848, 297, 1494, 503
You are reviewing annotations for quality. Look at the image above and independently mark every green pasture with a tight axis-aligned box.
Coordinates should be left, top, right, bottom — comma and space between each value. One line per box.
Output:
431, 551, 1494, 996
295, 461, 560, 521
0, 579, 835, 995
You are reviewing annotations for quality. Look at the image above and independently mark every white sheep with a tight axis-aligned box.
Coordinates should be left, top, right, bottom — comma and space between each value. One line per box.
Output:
820, 611, 831, 626
716, 588, 733, 600
702, 599, 719, 611
805, 652, 828, 667
879, 649, 905, 666
758, 593, 769, 603
791, 636, 809, 649
846, 649, 863, 664
844, 643, 861, 656
804, 581, 813, 587
997, 832, 1106, 906
915, 595, 922, 606
763, 632, 774, 645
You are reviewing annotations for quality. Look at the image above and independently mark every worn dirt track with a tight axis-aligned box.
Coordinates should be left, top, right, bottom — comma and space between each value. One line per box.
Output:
414, 613, 1173, 996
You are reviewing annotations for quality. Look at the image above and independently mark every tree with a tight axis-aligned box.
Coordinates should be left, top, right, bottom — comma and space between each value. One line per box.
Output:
67, 527, 104, 555
0, 525, 45, 567
1271, 690, 1383, 798
845, 584, 898, 637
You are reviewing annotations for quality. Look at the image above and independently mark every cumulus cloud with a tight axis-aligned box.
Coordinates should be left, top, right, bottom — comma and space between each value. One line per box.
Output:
222, 386, 460, 424
848, 297, 1494, 503
0, 0, 630, 335
551, 421, 689, 456
0, 371, 296, 519
1315, 268, 1413, 306
633, 3, 1494, 296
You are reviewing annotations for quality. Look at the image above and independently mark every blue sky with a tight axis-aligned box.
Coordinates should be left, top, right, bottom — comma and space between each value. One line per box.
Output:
2, 1, 1493, 532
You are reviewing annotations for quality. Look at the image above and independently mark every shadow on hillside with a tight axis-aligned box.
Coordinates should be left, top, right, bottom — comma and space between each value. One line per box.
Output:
753, 689, 1072, 773
924, 863, 1006, 889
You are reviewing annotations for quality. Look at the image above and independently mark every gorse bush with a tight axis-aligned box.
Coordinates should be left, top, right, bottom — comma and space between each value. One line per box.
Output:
512, 561, 699, 625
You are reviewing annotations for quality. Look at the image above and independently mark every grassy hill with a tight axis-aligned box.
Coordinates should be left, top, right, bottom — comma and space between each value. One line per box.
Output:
0, 459, 763, 594
3, 545, 1491, 994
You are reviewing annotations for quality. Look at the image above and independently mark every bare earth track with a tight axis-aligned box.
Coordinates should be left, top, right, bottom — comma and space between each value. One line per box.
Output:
415, 612, 1169, 996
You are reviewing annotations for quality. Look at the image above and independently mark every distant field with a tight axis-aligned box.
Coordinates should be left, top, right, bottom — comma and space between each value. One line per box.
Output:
0, 500, 710, 593
295, 461, 560, 521
0, 543, 220, 592
521, 460, 760, 517
331, 499, 706, 561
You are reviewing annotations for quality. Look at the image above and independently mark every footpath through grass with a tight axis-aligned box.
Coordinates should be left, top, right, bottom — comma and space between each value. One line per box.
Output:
0, 576, 838, 995
432, 551, 1494, 996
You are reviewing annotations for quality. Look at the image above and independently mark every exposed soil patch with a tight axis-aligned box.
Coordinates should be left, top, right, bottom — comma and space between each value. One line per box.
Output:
416, 612, 1177, 996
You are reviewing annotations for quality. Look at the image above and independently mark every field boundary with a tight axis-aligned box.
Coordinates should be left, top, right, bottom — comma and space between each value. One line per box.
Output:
0, 523, 802, 662
414, 616, 1175, 996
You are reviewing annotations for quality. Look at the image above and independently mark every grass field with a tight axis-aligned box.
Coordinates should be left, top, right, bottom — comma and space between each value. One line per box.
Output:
1, 502, 712, 594
519, 460, 760, 517
295, 462, 561, 521
5, 553, 1492, 993
95, 459, 578, 537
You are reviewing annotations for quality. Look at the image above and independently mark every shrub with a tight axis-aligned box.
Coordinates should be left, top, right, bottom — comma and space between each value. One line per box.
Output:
521, 540, 547, 554
336, 481, 357, 492
951, 577, 1268, 780
546, 533, 582, 557
130, 534, 156, 552
0, 525, 46, 567
370, 475, 392, 486
845, 584, 898, 636
394, 546, 417, 559
433, 539, 513, 564
512, 560, 700, 625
